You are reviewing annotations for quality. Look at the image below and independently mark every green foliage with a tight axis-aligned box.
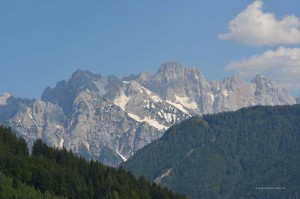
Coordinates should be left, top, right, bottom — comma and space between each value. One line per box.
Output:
0, 171, 63, 198
123, 105, 300, 199
0, 125, 187, 199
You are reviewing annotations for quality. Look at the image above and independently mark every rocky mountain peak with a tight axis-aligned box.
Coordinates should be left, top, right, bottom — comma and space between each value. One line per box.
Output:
252, 74, 266, 81
251, 74, 280, 92
41, 70, 101, 115
220, 76, 244, 88
71, 69, 102, 82
123, 72, 153, 84
68, 70, 102, 92
135, 72, 153, 85
156, 61, 185, 76
155, 61, 204, 82
149, 62, 208, 101
0, 92, 12, 106
251, 74, 295, 105
251, 74, 273, 87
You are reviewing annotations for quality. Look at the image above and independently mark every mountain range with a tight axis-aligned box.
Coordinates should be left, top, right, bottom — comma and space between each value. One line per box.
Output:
0, 62, 297, 166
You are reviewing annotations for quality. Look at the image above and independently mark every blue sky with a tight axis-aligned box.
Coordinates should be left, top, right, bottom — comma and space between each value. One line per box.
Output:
1, 0, 300, 99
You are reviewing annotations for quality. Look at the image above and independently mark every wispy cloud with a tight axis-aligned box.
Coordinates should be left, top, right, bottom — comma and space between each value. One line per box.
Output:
226, 47, 300, 93
219, 1, 300, 46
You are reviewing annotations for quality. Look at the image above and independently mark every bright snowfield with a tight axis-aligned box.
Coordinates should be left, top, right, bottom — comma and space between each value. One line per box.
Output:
128, 113, 168, 131
114, 93, 131, 111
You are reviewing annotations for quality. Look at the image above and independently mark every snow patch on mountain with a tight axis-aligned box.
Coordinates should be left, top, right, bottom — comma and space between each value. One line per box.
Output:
175, 95, 198, 110
84, 142, 90, 151
221, 90, 229, 97
116, 150, 127, 162
207, 92, 215, 103
144, 89, 162, 103
56, 125, 63, 130
114, 93, 131, 111
166, 100, 189, 115
128, 113, 167, 130
59, 138, 64, 148
162, 111, 173, 123
27, 108, 33, 120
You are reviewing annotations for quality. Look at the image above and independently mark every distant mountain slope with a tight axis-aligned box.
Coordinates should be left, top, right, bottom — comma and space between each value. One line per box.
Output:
122, 105, 300, 199
0, 126, 186, 199
0, 61, 296, 166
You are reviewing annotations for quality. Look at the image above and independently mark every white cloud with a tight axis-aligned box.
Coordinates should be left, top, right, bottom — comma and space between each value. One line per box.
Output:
219, 1, 300, 46
226, 47, 300, 92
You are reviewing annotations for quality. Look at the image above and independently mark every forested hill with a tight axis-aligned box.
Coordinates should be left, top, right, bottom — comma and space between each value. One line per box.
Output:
0, 126, 187, 199
123, 105, 300, 199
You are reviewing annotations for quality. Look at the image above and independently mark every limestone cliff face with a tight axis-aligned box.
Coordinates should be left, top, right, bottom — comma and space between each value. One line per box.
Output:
0, 62, 296, 166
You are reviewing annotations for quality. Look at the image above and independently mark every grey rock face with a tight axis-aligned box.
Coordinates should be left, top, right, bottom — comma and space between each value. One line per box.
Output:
0, 62, 296, 166
209, 76, 256, 112
251, 74, 295, 105
0, 95, 65, 149
296, 96, 300, 104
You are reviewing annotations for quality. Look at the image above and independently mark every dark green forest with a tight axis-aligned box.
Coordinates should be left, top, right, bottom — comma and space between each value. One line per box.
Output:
123, 105, 300, 199
0, 126, 187, 199
0, 171, 64, 199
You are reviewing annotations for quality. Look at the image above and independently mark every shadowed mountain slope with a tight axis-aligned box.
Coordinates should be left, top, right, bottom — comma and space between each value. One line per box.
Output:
123, 104, 300, 199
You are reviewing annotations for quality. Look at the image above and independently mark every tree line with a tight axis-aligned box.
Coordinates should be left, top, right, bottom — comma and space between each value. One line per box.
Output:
0, 125, 187, 199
